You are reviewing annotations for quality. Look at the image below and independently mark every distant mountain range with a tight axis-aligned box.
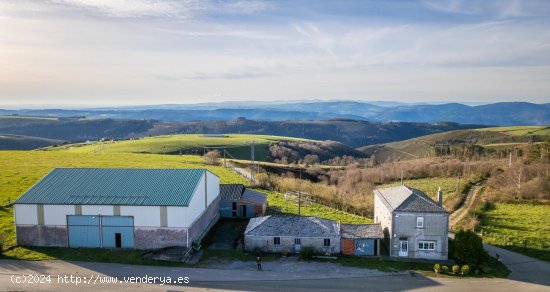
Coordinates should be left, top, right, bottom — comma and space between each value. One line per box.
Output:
1, 101, 549, 125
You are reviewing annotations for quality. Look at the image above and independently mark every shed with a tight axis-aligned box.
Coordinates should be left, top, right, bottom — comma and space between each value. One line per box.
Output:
14, 168, 221, 249
219, 184, 267, 218
340, 224, 383, 256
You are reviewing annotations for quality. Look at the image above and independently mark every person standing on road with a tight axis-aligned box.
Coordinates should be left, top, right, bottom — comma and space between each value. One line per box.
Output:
256, 256, 262, 271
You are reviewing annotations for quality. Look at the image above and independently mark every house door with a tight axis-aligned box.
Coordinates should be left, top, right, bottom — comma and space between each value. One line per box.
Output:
399, 240, 408, 257
242, 205, 247, 217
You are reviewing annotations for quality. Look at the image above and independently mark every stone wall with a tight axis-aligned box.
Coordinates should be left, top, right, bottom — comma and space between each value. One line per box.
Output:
16, 225, 67, 247
245, 235, 341, 255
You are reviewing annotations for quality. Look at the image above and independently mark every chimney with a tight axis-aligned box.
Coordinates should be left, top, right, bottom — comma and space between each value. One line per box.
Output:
437, 187, 443, 207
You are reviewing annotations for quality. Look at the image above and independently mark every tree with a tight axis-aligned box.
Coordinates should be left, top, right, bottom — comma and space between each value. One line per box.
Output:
204, 150, 221, 165
452, 229, 486, 265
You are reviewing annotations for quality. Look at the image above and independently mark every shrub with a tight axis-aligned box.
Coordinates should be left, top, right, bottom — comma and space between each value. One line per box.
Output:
434, 264, 441, 272
452, 229, 486, 265
300, 246, 315, 260
461, 265, 470, 275
281, 248, 289, 257
452, 265, 460, 274
442, 265, 449, 273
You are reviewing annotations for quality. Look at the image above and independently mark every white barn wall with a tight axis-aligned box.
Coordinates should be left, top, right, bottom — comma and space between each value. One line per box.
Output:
121, 206, 160, 227
44, 205, 74, 226
14, 204, 37, 225
206, 171, 220, 206
167, 206, 186, 228
186, 174, 207, 227
82, 205, 113, 216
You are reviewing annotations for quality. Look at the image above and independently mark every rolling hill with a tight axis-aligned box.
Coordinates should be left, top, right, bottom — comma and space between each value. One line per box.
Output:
358, 126, 550, 162
0, 134, 65, 150
0, 116, 483, 149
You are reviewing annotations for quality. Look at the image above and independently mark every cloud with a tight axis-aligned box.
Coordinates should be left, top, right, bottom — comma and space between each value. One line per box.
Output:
48, 0, 271, 18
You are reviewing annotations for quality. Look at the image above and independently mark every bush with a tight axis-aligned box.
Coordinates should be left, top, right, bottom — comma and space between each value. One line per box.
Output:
452, 229, 486, 265
452, 265, 460, 274
434, 263, 441, 272
300, 246, 315, 260
461, 265, 470, 275
281, 248, 289, 257
442, 265, 449, 273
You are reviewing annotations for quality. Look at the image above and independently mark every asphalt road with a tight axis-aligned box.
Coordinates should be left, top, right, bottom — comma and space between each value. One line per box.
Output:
1, 259, 549, 292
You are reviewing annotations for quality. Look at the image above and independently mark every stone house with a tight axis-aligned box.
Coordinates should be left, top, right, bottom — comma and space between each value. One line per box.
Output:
244, 216, 341, 255
374, 186, 449, 260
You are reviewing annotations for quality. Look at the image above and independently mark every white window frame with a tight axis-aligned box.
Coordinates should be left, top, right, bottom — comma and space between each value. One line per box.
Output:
418, 241, 436, 251
416, 216, 424, 228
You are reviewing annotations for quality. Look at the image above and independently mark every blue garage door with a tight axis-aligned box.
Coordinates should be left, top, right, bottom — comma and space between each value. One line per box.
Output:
68, 215, 101, 248
101, 216, 134, 248
354, 239, 376, 256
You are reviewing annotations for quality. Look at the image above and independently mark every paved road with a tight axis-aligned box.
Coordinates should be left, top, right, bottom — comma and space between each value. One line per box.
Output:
485, 244, 550, 287
1, 259, 549, 292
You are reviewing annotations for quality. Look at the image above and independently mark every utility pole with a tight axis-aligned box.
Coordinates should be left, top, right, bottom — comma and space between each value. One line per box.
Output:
297, 190, 301, 218
223, 149, 226, 167
250, 141, 255, 182
179, 140, 182, 156
400, 170, 404, 186
509, 151, 512, 167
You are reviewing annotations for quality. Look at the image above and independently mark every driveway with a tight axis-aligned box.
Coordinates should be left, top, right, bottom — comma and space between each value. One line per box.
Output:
1, 259, 549, 291
484, 244, 550, 287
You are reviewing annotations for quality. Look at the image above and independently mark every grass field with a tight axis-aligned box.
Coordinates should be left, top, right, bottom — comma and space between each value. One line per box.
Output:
481, 203, 550, 262
263, 189, 372, 224
0, 115, 58, 120
48, 134, 314, 161
0, 150, 247, 261
477, 126, 550, 136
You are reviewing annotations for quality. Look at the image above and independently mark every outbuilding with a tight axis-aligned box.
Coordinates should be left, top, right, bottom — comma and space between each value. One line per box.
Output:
219, 184, 267, 218
13, 168, 220, 249
340, 224, 383, 256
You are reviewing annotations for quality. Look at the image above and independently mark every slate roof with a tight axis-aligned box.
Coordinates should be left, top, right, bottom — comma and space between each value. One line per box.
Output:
374, 186, 447, 213
241, 189, 267, 205
340, 224, 384, 239
219, 184, 245, 201
14, 168, 209, 206
244, 216, 339, 237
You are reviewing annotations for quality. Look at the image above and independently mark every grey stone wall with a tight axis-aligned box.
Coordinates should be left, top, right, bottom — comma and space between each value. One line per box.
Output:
188, 196, 220, 245
390, 212, 448, 260
16, 225, 67, 247
245, 235, 341, 255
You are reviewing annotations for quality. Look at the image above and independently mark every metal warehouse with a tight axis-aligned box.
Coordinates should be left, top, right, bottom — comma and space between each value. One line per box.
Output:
13, 168, 220, 249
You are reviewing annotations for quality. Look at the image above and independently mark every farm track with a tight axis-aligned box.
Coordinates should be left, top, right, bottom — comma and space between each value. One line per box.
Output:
449, 180, 485, 228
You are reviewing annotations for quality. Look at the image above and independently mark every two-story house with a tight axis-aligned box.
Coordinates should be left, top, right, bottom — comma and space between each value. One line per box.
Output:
374, 186, 449, 260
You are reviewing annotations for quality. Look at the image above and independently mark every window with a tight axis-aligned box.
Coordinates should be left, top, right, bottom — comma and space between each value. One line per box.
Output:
416, 217, 424, 228
324, 238, 331, 246
274, 237, 280, 245
295, 238, 301, 245
418, 241, 436, 250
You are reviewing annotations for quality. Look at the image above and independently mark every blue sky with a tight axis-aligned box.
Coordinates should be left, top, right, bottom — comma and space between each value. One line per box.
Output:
0, 0, 549, 106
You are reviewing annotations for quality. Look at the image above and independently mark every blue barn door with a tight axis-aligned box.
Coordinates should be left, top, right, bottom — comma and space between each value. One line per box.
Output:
101, 216, 134, 248
354, 239, 375, 256
68, 215, 100, 248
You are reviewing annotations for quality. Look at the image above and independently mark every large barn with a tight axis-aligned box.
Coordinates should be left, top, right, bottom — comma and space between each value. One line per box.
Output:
13, 168, 220, 249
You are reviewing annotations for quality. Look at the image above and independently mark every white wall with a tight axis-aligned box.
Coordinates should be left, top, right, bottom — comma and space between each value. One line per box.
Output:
82, 205, 113, 216
185, 173, 207, 227
206, 171, 220, 205
167, 206, 186, 228
43, 205, 74, 226
14, 204, 37, 225
121, 206, 160, 227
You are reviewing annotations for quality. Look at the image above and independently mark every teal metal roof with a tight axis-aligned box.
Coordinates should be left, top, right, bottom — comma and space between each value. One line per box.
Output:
15, 168, 208, 206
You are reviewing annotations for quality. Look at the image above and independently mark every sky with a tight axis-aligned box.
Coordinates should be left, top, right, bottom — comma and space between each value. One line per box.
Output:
0, 0, 549, 107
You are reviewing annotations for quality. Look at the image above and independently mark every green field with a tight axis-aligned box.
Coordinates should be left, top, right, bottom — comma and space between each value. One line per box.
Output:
0, 115, 58, 120
263, 190, 372, 224
0, 150, 247, 261
481, 203, 550, 262
478, 126, 550, 136
48, 134, 314, 161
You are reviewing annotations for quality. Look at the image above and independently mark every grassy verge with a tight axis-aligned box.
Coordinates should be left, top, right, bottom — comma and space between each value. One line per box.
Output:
481, 203, 550, 262
262, 189, 372, 224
